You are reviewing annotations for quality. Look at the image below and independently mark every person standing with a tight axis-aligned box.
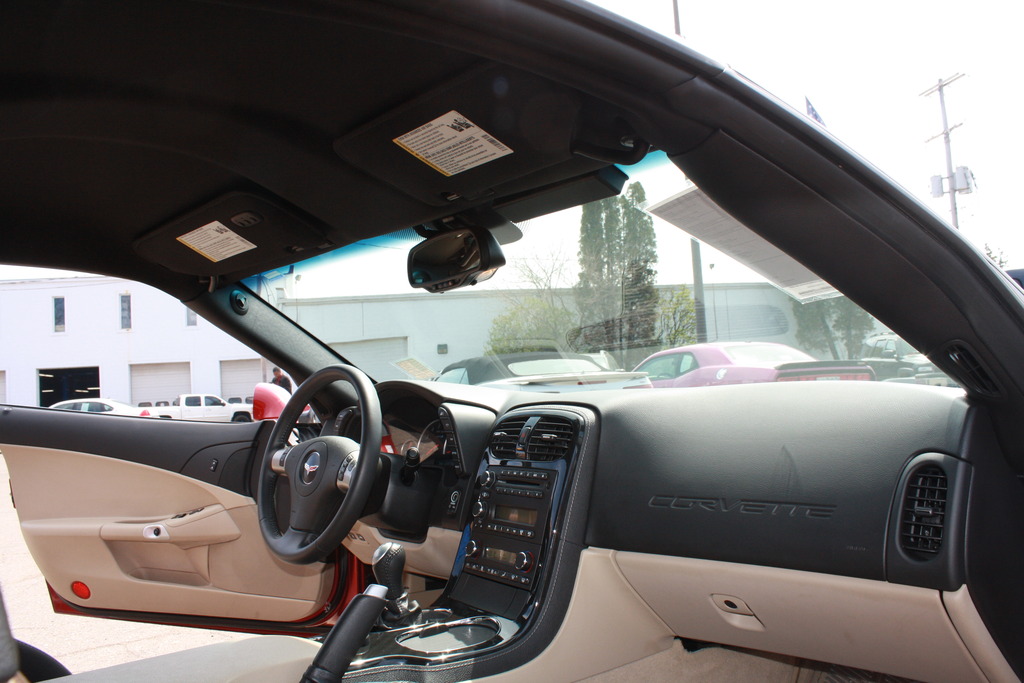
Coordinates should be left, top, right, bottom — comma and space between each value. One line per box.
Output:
271, 367, 292, 393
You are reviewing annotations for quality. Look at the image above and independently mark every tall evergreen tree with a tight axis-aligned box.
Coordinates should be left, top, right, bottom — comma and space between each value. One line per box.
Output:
573, 182, 659, 365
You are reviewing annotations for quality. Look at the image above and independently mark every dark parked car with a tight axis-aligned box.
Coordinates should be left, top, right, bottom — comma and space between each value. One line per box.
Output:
860, 333, 937, 381
635, 342, 875, 388
2, 2, 1024, 683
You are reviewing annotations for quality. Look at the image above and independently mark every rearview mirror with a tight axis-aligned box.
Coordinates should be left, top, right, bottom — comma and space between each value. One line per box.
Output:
408, 226, 505, 293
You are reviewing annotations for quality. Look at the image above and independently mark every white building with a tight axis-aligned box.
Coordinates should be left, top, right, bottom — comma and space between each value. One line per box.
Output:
0, 276, 266, 407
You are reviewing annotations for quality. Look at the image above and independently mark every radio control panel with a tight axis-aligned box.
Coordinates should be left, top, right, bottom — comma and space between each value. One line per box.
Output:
462, 464, 558, 589
456, 410, 580, 600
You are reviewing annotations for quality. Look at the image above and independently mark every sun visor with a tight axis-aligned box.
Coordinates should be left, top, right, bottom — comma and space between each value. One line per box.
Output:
134, 192, 335, 277
495, 166, 628, 223
334, 66, 583, 207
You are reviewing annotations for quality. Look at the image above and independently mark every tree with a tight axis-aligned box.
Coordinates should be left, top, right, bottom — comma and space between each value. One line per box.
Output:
485, 297, 575, 354
573, 182, 659, 366
791, 296, 875, 359
985, 243, 1009, 268
658, 286, 698, 348
829, 297, 876, 359
485, 254, 577, 355
791, 299, 839, 359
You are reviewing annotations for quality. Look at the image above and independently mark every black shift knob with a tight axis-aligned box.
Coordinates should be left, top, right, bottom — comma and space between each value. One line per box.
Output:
371, 542, 406, 600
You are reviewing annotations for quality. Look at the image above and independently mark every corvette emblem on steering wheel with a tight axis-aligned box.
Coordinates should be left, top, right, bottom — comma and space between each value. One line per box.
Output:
301, 451, 321, 484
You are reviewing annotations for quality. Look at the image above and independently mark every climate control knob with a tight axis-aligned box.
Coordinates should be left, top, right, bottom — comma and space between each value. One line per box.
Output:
514, 551, 534, 572
465, 540, 480, 557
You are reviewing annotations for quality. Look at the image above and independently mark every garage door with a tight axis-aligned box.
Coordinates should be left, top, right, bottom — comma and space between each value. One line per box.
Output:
131, 362, 191, 407
220, 359, 263, 403
329, 337, 408, 381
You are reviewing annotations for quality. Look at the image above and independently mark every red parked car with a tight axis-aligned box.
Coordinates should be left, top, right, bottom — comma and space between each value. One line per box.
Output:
634, 342, 875, 388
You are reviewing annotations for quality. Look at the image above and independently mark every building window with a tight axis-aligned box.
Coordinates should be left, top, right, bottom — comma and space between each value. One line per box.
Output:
120, 293, 132, 330
53, 297, 65, 332
186, 307, 197, 327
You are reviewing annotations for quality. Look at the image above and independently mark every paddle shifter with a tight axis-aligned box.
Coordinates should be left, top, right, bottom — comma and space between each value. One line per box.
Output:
372, 542, 420, 627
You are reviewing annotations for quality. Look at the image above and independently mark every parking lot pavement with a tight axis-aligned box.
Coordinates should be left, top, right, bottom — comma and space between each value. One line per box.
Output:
0, 454, 250, 675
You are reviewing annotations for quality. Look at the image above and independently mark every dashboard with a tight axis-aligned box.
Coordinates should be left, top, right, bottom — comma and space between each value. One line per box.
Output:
327, 377, 1024, 683
339, 379, 975, 588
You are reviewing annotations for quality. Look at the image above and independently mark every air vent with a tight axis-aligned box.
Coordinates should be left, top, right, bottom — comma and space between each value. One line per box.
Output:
943, 342, 1001, 398
527, 417, 575, 460
900, 465, 948, 556
436, 407, 462, 472
489, 416, 529, 458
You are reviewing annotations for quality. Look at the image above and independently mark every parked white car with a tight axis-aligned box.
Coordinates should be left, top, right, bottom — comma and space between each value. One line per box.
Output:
49, 398, 154, 417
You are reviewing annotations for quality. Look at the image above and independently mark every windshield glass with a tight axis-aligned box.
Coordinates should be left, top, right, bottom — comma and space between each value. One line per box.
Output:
249, 154, 954, 392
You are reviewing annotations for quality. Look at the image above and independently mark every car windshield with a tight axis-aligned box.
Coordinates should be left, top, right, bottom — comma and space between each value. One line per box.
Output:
247, 154, 954, 392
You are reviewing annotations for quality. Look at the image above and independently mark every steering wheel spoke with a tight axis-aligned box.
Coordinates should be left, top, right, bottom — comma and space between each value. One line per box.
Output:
257, 365, 382, 564
337, 451, 359, 493
269, 445, 292, 476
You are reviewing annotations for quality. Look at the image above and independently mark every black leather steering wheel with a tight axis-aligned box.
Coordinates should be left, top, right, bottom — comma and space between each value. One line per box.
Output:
257, 365, 382, 564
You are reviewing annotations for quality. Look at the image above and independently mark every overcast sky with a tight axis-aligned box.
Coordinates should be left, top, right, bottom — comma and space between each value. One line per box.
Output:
592, 0, 1024, 265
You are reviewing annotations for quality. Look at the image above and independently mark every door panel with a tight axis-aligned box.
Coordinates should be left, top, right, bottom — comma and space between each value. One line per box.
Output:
0, 405, 354, 632
0, 405, 259, 492
4, 445, 332, 621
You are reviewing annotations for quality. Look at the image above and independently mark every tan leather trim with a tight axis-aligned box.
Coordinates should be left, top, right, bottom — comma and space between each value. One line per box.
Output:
41, 636, 319, 682
477, 548, 677, 681
3, 446, 330, 622
345, 521, 460, 579
944, 585, 1019, 683
612, 550, 989, 683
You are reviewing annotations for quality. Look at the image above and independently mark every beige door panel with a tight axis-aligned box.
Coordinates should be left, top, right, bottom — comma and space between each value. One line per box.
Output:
3, 445, 332, 622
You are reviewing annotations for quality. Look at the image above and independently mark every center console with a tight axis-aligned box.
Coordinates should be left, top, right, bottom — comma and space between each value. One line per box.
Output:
349, 408, 584, 669
448, 411, 577, 619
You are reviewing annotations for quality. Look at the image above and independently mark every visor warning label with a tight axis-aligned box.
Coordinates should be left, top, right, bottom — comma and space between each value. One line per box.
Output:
176, 221, 257, 262
394, 110, 513, 177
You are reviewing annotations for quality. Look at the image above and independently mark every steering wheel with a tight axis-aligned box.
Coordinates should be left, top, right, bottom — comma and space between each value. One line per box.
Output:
257, 365, 383, 564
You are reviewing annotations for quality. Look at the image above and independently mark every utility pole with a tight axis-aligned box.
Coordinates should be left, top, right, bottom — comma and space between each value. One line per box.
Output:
922, 74, 971, 229
671, 0, 708, 342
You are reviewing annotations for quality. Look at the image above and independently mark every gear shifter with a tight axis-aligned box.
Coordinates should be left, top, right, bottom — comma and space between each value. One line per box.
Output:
372, 542, 420, 627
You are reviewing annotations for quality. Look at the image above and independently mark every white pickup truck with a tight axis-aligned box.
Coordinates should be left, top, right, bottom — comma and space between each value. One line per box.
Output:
151, 394, 253, 422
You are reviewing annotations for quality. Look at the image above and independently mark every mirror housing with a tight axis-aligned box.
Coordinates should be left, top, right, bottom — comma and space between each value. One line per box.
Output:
408, 226, 505, 293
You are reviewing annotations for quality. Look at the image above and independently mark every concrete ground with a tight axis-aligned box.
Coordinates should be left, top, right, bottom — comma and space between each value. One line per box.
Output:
0, 454, 251, 676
